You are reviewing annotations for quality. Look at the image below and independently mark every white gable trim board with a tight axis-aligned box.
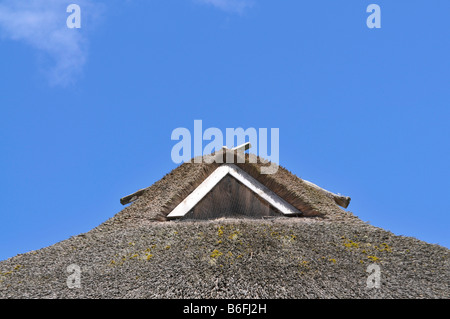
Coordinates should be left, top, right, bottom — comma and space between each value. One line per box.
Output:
166, 164, 302, 219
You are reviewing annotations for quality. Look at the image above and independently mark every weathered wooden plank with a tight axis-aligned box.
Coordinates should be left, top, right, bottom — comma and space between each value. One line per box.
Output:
167, 165, 230, 218
302, 180, 351, 208
228, 165, 302, 216
120, 188, 147, 205
166, 164, 303, 219
185, 175, 281, 219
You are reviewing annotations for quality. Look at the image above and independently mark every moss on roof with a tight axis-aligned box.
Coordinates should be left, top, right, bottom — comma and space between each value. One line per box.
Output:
1, 219, 448, 298
1, 156, 448, 298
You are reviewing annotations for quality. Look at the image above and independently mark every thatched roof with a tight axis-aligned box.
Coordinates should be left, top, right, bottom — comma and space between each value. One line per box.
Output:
99, 154, 357, 233
1, 155, 448, 299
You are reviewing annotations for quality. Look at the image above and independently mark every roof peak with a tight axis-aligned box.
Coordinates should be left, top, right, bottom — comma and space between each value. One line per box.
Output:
117, 154, 351, 225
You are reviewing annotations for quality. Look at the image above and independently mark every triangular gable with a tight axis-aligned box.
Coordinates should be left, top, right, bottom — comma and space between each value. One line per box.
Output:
184, 174, 283, 219
167, 164, 303, 219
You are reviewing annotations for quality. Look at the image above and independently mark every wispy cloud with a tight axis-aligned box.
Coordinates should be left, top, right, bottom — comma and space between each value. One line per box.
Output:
0, 0, 99, 86
195, 0, 254, 14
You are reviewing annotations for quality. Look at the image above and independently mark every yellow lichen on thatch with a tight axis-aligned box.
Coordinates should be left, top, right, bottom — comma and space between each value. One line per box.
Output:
210, 249, 223, 258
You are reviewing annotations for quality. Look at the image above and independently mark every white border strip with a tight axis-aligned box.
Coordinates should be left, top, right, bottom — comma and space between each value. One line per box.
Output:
167, 165, 230, 218
227, 165, 301, 216
167, 164, 302, 219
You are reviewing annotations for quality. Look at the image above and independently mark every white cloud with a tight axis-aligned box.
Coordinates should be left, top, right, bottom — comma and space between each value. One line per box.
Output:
0, 0, 251, 86
195, 0, 254, 14
0, 0, 99, 86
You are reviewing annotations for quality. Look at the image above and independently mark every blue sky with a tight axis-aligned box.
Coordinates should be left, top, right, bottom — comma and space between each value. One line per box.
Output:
0, 0, 449, 260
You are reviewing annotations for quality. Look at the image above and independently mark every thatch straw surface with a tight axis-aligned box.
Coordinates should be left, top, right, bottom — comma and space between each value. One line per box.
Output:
1, 219, 448, 298
1, 156, 448, 298
99, 154, 360, 233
